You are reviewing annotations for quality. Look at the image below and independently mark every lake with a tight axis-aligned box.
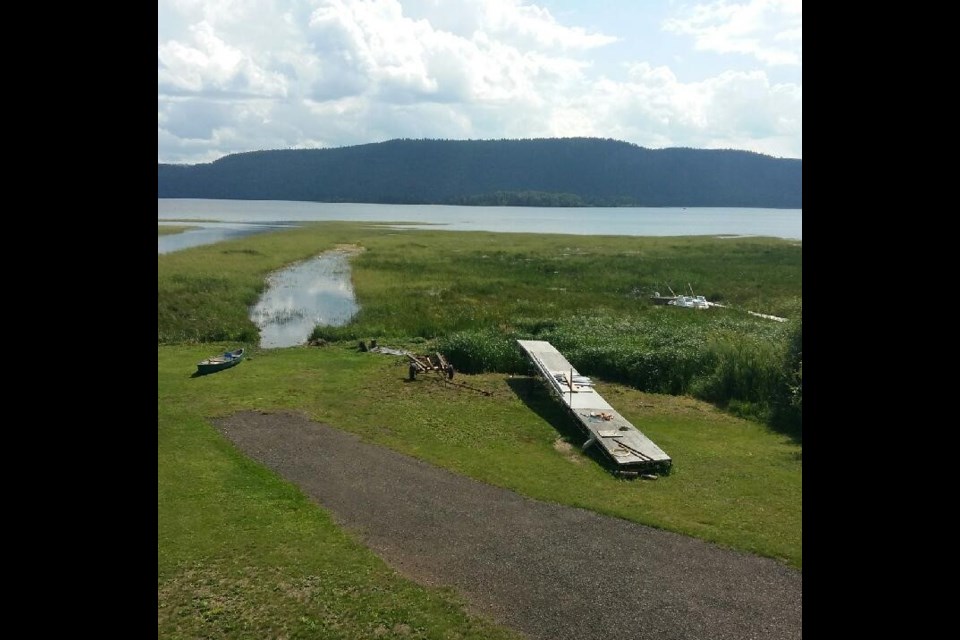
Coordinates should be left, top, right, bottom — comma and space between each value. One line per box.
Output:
158, 221, 298, 254
158, 199, 802, 254
159, 199, 801, 348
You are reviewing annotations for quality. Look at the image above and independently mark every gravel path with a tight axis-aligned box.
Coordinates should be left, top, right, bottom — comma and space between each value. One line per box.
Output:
214, 411, 802, 640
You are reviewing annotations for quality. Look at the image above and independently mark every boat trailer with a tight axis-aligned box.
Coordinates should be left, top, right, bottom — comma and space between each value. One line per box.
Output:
407, 352, 455, 380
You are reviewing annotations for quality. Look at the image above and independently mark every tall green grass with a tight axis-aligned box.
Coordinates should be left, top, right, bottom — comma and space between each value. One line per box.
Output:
158, 224, 199, 236
159, 223, 801, 434
433, 313, 800, 435
160, 224, 803, 342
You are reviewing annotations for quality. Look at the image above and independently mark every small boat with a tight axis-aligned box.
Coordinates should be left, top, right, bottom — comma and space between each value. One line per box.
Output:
669, 295, 711, 309
196, 348, 245, 375
666, 284, 712, 309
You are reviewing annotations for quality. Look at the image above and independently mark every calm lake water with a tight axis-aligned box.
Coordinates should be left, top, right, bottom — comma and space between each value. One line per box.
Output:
159, 198, 801, 348
158, 198, 802, 254
158, 221, 298, 254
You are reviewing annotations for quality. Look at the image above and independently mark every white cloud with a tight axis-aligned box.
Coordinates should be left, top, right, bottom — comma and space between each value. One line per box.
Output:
662, 0, 802, 66
523, 63, 801, 158
157, 21, 289, 97
402, 0, 618, 51
158, 0, 801, 164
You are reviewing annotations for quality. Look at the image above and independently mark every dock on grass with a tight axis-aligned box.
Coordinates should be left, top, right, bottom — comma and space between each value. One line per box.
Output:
516, 339, 671, 475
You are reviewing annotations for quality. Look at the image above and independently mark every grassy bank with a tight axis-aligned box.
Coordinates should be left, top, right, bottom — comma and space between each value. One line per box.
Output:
159, 222, 801, 637
158, 224, 199, 236
159, 223, 802, 345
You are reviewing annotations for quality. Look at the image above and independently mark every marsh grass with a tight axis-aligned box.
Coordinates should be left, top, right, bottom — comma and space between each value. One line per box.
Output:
159, 223, 800, 342
159, 224, 801, 431
158, 224, 199, 236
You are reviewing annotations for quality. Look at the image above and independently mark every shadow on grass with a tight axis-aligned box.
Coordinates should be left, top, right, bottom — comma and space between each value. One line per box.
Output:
507, 374, 674, 477
402, 373, 494, 397
768, 413, 803, 445
742, 403, 802, 445
505, 375, 614, 472
771, 424, 802, 446
190, 365, 243, 379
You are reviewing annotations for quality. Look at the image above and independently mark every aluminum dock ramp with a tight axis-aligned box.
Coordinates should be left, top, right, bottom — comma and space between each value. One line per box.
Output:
516, 339, 672, 474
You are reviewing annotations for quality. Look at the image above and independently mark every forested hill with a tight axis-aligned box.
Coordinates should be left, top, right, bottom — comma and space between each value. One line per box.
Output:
157, 138, 802, 208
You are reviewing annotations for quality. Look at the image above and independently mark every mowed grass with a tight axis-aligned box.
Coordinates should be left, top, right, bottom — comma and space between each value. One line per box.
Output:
159, 347, 526, 640
159, 222, 801, 637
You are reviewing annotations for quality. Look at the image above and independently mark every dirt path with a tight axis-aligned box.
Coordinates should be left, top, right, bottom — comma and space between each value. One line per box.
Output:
214, 411, 802, 640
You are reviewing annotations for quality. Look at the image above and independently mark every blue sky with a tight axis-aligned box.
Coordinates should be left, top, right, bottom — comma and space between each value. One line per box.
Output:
158, 0, 801, 165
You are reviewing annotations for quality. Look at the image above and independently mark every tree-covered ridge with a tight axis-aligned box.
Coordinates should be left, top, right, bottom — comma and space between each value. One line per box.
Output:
158, 137, 802, 208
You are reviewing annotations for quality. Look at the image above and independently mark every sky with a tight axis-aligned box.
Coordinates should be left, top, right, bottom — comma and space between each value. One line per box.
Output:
158, 0, 801, 165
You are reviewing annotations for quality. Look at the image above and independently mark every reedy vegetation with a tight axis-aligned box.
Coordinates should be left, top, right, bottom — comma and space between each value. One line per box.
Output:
158, 224, 199, 235
159, 223, 801, 434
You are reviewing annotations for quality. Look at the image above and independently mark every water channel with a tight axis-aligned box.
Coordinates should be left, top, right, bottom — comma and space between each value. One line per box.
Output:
249, 248, 361, 349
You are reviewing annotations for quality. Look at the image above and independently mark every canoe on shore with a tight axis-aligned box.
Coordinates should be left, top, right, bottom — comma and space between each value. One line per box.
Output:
197, 348, 244, 375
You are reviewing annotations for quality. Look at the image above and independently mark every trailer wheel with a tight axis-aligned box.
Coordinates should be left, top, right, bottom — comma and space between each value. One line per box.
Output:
409, 364, 417, 380
446, 364, 455, 380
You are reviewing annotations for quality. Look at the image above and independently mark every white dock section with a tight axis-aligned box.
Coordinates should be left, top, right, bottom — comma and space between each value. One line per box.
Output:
517, 340, 672, 472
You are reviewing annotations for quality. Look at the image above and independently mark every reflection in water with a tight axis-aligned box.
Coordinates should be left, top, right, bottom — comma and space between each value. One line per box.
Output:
251, 249, 361, 348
